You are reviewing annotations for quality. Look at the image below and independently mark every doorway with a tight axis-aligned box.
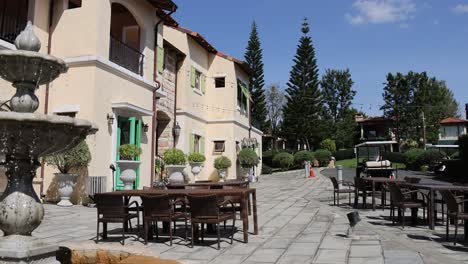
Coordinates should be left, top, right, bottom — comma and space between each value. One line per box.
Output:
115, 116, 142, 190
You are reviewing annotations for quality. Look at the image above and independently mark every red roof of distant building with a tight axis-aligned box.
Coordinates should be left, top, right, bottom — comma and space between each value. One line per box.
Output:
440, 117, 468, 124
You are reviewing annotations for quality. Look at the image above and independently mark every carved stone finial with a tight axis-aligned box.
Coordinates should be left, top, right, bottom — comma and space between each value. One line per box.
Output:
14, 21, 41, 52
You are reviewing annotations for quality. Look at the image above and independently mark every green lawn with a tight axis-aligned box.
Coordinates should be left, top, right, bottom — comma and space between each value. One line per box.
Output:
336, 158, 406, 169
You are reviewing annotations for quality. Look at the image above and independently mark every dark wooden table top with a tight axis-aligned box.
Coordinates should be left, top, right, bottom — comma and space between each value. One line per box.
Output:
167, 181, 248, 187
400, 183, 468, 192
107, 188, 256, 196
361, 177, 405, 183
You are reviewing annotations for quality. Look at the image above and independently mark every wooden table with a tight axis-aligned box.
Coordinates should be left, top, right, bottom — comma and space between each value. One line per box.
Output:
167, 181, 249, 189
361, 177, 404, 211
109, 188, 258, 243
400, 183, 468, 237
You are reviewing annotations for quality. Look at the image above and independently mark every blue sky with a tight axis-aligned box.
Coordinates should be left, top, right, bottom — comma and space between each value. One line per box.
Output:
172, 0, 468, 116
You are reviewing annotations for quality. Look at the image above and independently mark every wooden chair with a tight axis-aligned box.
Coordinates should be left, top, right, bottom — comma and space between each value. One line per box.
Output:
439, 190, 468, 245
354, 177, 372, 209
140, 194, 188, 245
329, 177, 354, 206
388, 183, 427, 228
187, 194, 236, 249
95, 194, 140, 245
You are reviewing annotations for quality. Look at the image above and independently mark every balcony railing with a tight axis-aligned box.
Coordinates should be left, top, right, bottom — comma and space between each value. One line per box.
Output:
109, 36, 144, 76
0, 0, 29, 44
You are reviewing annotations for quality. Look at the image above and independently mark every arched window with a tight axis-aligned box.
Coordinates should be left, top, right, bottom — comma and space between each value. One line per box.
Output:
109, 3, 144, 75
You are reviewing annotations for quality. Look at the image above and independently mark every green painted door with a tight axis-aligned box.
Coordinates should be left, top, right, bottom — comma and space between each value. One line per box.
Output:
115, 116, 142, 190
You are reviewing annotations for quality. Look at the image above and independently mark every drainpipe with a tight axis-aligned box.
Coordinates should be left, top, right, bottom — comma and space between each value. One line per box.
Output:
39, 0, 55, 197
151, 8, 176, 183
173, 59, 179, 148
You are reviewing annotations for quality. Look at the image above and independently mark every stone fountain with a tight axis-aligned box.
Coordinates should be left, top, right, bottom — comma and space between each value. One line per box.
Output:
0, 22, 96, 263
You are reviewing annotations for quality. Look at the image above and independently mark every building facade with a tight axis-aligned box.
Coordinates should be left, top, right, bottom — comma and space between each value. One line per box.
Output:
0, 0, 262, 196
163, 26, 263, 181
438, 118, 468, 145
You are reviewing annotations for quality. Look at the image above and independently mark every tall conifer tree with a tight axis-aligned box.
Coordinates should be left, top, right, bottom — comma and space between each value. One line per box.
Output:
245, 21, 267, 131
282, 18, 322, 150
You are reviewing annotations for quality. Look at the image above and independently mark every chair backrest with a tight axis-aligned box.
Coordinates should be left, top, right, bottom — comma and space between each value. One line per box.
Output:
166, 185, 185, 190
95, 194, 126, 218
329, 177, 339, 189
223, 182, 249, 190
188, 194, 219, 218
388, 183, 405, 204
439, 190, 460, 213
141, 194, 173, 217
354, 177, 368, 191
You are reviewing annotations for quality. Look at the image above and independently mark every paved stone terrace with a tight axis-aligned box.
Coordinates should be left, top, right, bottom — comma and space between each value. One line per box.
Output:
29, 170, 468, 263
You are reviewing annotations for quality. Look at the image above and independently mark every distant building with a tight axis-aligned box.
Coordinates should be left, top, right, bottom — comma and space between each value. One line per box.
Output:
355, 114, 396, 142
438, 118, 468, 145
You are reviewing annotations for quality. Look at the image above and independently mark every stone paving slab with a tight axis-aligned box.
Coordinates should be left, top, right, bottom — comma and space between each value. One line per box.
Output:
25, 169, 468, 263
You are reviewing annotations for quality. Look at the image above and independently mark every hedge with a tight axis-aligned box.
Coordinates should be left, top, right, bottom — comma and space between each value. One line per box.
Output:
262, 164, 273, 175
382, 152, 407, 164
293, 150, 314, 165
459, 134, 468, 162
333, 149, 354, 161
273, 152, 294, 170
315, 149, 332, 167
404, 148, 446, 171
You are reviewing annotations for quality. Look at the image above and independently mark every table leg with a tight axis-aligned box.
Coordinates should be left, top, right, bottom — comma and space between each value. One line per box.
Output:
372, 181, 376, 211
103, 223, 107, 239
241, 193, 249, 243
252, 190, 258, 235
429, 189, 435, 230
464, 194, 468, 242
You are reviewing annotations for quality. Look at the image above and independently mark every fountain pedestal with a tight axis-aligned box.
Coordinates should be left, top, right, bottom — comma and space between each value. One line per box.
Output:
0, 22, 97, 264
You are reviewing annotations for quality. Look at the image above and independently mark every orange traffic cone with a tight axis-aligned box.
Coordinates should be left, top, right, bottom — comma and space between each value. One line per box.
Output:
309, 166, 315, 178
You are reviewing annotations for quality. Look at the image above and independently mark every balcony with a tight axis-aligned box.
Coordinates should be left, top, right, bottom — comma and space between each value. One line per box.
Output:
109, 36, 144, 76
0, 0, 29, 44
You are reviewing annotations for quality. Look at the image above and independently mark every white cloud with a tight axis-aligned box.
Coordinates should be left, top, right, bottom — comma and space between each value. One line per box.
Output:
346, 0, 416, 25
453, 4, 468, 14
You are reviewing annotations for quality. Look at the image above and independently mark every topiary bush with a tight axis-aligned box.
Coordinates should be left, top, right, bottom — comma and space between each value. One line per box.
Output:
239, 148, 259, 168
382, 152, 407, 164
404, 148, 425, 170
163, 148, 186, 165
119, 144, 142, 160
418, 150, 446, 166
319, 139, 337, 152
45, 140, 91, 174
214, 156, 232, 170
293, 150, 314, 166
314, 149, 332, 167
333, 149, 355, 161
262, 164, 273, 175
188, 152, 206, 163
273, 152, 294, 170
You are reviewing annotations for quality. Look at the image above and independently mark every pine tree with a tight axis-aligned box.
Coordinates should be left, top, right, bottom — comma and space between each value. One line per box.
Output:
282, 18, 322, 150
244, 21, 267, 131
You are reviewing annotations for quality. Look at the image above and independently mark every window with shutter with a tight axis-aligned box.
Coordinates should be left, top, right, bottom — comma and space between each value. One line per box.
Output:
191, 66, 196, 87
201, 75, 206, 94
157, 47, 164, 74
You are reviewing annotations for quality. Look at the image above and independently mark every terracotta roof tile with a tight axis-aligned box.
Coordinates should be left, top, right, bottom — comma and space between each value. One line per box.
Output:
440, 117, 468, 124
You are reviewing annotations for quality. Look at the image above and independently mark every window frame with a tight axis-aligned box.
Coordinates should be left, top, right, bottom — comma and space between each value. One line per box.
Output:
194, 69, 202, 91
193, 134, 201, 153
215, 77, 226, 88
213, 140, 226, 153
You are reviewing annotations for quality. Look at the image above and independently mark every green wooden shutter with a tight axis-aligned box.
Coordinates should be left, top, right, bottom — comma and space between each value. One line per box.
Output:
201, 74, 206, 94
190, 66, 196, 87
200, 137, 205, 154
157, 47, 164, 74
189, 134, 195, 153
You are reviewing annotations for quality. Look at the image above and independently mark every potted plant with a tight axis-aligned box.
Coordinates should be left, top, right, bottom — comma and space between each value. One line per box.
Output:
238, 148, 259, 182
188, 152, 206, 182
45, 140, 91, 207
163, 148, 186, 183
116, 144, 142, 190
214, 156, 232, 182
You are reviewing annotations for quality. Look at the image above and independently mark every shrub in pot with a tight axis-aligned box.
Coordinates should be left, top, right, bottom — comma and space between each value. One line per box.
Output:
293, 150, 314, 166
188, 152, 206, 181
239, 148, 259, 181
214, 156, 232, 181
163, 148, 187, 183
45, 140, 91, 206
314, 149, 332, 167
273, 152, 294, 171
116, 144, 142, 190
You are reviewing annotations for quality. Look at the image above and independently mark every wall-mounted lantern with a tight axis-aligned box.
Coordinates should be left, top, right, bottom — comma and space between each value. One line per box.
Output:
106, 113, 114, 125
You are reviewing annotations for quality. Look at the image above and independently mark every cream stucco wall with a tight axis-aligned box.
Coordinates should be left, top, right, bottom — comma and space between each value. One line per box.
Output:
164, 25, 263, 181
0, 0, 167, 195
